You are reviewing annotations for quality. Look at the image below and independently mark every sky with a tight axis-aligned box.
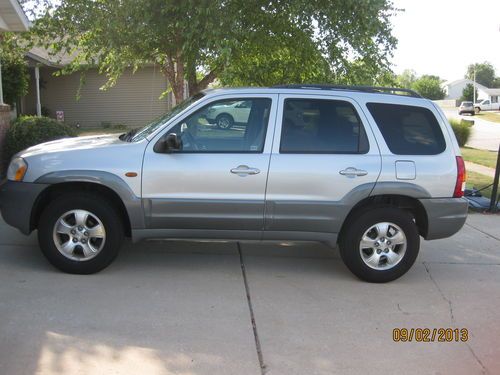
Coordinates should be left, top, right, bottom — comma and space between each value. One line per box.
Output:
390, 0, 500, 82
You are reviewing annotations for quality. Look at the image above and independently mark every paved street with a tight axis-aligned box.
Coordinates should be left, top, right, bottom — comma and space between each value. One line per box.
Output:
0, 213, 499, 375
441, 107, 500, 151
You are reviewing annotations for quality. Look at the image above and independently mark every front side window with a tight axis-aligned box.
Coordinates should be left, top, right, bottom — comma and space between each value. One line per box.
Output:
166, 98, 272, 153
280, 98, 369, 154
367, 103, 446, 155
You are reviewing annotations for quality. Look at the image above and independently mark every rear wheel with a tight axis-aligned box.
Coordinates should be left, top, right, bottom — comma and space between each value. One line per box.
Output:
339, 207, 419, 283
38, 193, 124, 274
475, 107, 481, 114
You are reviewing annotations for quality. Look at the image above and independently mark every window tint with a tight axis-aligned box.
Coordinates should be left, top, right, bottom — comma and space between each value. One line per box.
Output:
366, 103, 446, 155
280, 99, 369, 154
167, 98, 272, 153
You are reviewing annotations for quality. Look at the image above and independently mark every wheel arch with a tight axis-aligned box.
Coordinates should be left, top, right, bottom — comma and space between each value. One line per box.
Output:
215, 112, 234, 122
31, 181, 133, 237
338, 194, 429, 243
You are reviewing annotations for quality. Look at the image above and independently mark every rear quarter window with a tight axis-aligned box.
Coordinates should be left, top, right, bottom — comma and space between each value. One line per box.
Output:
366, 103, 446, 155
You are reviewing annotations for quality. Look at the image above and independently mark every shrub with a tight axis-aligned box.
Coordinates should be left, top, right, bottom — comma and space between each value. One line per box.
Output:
449, 118, 472, 147
3, 116, 77, 163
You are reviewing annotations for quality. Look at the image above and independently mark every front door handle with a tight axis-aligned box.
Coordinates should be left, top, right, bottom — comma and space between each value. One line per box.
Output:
230, 165, 261, 176
339, 167, 368, 177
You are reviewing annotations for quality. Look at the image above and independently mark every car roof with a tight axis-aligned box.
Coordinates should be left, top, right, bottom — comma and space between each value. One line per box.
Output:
202, 86, 430, 106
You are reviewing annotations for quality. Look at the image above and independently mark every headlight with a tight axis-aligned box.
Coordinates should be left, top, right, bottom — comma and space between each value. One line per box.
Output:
7, 157, 28, 182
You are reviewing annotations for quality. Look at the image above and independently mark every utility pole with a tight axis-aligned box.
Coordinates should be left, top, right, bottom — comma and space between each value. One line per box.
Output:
473, 68, 476, 104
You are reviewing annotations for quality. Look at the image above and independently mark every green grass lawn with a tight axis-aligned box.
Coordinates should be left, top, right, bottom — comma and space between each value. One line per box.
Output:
466, 170, 494, 198
461, 147, 498, 169
474, 112, 500, 124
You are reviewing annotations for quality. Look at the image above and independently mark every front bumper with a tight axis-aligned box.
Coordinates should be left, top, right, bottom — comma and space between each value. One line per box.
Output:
0, 179, 49, 235
419, 197, 468, 240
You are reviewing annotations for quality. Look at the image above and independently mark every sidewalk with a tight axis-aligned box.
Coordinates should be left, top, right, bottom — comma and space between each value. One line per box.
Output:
465, 161, 496, 178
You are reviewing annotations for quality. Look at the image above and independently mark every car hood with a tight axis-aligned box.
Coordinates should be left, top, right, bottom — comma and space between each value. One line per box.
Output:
19, 134, 125, 158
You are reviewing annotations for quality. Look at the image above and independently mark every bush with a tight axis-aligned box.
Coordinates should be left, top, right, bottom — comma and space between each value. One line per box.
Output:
449, 118, 472, 147
3, 116, 77, 163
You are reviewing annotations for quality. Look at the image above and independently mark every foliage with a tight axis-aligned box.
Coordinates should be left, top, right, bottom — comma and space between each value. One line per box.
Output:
27, 0, 398, 102
465, 62, 497, 88
3, 116, 77, 162
411, 75, 445, 100
395, 69, 417, 89
460, 84, 477, 102
0, 33, 30, 106
449, 118, 472, 147
395, 71, 445, 99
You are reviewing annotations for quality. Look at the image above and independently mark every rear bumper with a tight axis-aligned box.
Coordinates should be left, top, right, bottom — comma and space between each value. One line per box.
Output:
419, 197, 468, 240
0, 179, 48, 235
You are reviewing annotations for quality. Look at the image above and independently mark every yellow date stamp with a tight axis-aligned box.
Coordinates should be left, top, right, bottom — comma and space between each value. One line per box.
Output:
393, 328, 469, 342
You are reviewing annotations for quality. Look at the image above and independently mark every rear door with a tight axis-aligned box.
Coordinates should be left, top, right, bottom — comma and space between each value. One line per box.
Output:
264, 94, 381, 238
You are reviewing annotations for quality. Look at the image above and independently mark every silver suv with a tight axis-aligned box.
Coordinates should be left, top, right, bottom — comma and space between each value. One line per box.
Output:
0, 85, 468, 282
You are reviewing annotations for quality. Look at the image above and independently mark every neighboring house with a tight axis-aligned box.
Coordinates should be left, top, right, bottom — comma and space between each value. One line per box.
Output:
442, 78, 500, 104
21, 47, 182, 128
0, 0, 30, 172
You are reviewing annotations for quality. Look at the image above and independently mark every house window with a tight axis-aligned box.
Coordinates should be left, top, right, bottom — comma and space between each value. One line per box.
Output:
492, 96, 498, 104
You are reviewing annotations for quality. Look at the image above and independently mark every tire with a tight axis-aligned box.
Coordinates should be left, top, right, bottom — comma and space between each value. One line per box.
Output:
339, 206, 420, 283
216, 114, 234, 129
38, 192, 124, 274
475, 107, 481, 114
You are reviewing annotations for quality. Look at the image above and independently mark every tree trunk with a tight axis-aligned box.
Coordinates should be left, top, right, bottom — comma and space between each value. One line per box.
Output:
162, 57, 184, 105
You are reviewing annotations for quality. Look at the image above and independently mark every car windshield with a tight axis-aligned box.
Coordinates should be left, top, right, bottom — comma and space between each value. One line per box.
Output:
461, 102, 472, 106
127, 93, 205, 142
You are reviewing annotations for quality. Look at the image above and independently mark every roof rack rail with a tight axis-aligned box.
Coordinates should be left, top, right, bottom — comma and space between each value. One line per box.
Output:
272, 84, 422, 98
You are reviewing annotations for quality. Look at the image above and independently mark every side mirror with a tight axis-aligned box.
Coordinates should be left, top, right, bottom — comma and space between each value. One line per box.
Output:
153, 133, 182, 153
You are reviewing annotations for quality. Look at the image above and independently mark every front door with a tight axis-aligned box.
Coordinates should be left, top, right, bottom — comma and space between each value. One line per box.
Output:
264, 94, 381, 238
142, 94, 278, 237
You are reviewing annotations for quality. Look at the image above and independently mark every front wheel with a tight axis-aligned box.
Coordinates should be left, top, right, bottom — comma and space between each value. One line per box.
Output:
38, 193, 124, 274
216, 114, 234, 129
339, 207, 420, 283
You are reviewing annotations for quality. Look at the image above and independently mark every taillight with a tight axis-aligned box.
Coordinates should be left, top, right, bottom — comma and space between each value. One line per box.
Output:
453, 156, 466, 198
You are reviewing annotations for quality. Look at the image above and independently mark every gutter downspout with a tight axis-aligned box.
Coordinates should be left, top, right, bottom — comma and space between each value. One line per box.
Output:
35, 65, 41, 116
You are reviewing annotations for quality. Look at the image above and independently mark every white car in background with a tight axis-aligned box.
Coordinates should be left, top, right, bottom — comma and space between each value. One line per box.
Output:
206, 100, 251, 129
474, 99, 500, 113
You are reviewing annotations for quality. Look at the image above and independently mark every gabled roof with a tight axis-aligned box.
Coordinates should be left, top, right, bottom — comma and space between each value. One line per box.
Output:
26, 46, 76, 68
0, 0, 29, 31
481, 87, 500, 96
442, 78, 500, 95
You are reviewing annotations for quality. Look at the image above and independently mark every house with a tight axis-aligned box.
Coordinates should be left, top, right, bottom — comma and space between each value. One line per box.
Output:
0, 0, 30, 172
20, 47, 182, 128
442, 78, 500, 104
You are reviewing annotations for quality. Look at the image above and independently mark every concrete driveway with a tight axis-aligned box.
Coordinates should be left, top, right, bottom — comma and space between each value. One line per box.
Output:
0, 213, 499, 375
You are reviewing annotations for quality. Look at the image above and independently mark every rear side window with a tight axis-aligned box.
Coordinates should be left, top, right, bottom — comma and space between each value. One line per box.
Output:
280, 99, 369, 154
366, 103, 446, 155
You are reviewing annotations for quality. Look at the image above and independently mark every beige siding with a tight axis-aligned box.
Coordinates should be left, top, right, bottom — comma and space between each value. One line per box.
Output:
24, 66, 171, 128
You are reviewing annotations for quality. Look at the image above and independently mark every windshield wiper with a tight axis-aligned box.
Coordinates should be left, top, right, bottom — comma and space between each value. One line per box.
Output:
119, 129, 138, 142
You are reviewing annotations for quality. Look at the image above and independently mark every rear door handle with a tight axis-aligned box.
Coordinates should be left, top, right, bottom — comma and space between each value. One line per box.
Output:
339, 167, 368, 177
230, 165, 261, 176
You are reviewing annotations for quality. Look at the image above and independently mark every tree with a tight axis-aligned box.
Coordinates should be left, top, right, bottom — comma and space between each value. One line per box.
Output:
411, 75, 445, 100
465, 62, 496, 88
28, 0, 398, 103
396, 69, 417, 89
0, 34, 29, 106
460, 83, 477, 102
